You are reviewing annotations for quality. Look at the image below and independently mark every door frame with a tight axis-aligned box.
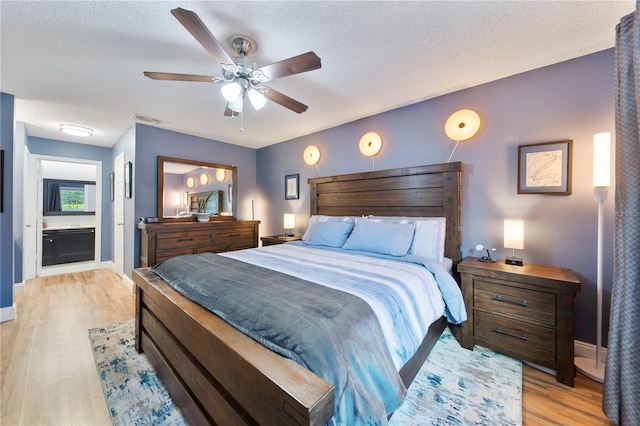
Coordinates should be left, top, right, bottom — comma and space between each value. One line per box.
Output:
25, 153, 102, 278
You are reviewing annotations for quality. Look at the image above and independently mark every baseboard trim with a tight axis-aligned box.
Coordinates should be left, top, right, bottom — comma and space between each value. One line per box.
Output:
122, 273, 135, 293
574, 340, 608, 364
14, 282, 25, 294
0, 304, 16, 322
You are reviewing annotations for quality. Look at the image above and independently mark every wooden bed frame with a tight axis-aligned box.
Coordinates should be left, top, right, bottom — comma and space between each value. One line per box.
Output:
132, 161, 463, 425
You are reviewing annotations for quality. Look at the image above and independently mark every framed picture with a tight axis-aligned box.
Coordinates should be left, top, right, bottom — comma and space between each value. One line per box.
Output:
124, 161, 132, 198
109, 172, 115, 201
285, 174, 299, 200
0, 150, 4, 213
518, 140, 572, 195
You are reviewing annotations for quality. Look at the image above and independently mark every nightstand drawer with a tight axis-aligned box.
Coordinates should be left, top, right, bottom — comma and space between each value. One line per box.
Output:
156, 230, 212, 249
475, 311, 556, 362
474, 279, 556, 326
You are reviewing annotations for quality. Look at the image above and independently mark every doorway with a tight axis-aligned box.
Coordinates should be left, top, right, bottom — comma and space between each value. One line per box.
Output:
24, 152, 102, 279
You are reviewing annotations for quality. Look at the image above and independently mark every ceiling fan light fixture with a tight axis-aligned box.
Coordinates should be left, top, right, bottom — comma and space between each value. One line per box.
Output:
228, 95, 244, 113
221, 81, 242, 102
248, 88, 267, 110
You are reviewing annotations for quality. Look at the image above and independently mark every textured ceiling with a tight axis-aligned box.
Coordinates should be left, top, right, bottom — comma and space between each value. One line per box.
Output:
1, 1, 635, 149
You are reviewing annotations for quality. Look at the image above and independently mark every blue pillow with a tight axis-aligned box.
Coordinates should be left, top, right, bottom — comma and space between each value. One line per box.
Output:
303, 221, 355, 248
342, 218, 416, 256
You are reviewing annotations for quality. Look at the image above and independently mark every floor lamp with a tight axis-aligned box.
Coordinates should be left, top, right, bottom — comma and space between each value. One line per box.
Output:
575, 132, 611, 383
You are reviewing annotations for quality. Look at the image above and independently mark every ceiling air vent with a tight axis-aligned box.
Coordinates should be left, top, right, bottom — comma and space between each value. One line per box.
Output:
132, 114, 161, 125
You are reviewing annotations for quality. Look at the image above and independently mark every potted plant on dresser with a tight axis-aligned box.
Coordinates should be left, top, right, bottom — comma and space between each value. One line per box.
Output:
196, 191, 213, 222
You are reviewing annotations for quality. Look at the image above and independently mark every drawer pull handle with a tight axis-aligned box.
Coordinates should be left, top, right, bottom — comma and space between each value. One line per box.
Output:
494, 326, 528, 341
495, 294, 528, 306
228, 233, 241, 237
177, 238, 194, 242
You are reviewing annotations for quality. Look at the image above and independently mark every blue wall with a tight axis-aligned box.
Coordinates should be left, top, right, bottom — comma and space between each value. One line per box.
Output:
27, 137, 114, 262
128, 124, 257, 274
1, 93, 15, 311
257, 49, 616, 347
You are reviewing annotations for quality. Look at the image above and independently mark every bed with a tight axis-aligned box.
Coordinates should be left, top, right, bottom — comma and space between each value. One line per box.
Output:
132, 161, 464, 425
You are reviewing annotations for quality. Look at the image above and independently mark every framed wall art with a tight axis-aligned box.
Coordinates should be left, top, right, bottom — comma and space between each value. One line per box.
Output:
0, 150, 4, 212
109, 172, 115, 201
125, 161, 132, 198
285, 174, 299, 200
518, 140, 572, 195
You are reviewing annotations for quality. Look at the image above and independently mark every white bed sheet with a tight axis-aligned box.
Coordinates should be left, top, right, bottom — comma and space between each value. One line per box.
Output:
222, 243, 448, 370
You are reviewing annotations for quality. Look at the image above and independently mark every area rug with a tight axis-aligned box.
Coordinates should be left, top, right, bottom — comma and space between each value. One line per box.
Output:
89, 320, 522, 425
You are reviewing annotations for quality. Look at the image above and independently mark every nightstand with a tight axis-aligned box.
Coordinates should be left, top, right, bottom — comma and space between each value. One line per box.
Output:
457, 257, 581, 386
260, 235, 302, 246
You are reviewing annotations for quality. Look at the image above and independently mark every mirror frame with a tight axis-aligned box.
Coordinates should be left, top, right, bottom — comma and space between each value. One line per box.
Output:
157, 156, 238, 223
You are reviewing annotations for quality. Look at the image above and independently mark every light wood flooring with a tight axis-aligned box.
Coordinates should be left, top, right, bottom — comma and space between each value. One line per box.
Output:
1, 270, 615, 425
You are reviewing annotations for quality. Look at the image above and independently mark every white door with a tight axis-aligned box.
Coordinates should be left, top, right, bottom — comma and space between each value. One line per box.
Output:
113, 153, 125, 277
22, 151, 39, 280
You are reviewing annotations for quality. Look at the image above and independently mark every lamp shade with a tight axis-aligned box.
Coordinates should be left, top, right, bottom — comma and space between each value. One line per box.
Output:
445, 109, 481, 142
199, 173, 209, 185
221, 81, 242, 102
359, 132, 382, 157
303, 145, 321, 165
283, 213, 295, 230
593, 132, 611, 187
186, 177, 195, 188
216, 169, 226, 182
504, 219, 524, 250
248, 88, 267, 110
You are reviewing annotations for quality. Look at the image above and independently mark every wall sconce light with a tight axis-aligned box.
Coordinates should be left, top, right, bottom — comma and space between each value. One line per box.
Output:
200, 173, 209, 185
445, 109, 481, 162
183, 191, 189, 207
216, 168, 226, 182
303, 145, 320, 165
359, 132, 382, 171
186, 177, 195, 188
504, 219, 524, 266
575, 131, 611, 384
283, 213, 296, 237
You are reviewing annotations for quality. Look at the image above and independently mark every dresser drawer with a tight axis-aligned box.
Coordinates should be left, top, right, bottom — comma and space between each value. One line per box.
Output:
475, 311, 555, 363
156, 230, 212, 250
474, 279, 556, 326
156, 248, 196, 264
214, 224, 256, 242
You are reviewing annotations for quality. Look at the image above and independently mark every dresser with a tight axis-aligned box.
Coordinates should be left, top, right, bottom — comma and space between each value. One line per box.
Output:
138, 220, 260, 268
457, 257, 581, 386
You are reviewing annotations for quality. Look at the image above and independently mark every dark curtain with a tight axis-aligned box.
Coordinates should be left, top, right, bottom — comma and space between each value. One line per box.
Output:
603, 5, 640, 424
48, 183, 61, 212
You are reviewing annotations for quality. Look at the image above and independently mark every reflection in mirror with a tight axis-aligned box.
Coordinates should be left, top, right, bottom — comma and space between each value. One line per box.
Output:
158, 156, 237, 222
43, 179, 96, 216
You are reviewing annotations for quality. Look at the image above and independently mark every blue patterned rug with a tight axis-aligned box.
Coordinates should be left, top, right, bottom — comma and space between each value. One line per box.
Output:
89, 320, 522, 425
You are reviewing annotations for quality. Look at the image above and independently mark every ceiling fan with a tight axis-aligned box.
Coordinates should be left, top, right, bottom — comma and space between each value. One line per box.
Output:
144, 8, 321, 118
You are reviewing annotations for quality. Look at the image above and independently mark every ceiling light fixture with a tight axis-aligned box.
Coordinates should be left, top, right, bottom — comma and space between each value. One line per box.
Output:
59, 124, 93, 137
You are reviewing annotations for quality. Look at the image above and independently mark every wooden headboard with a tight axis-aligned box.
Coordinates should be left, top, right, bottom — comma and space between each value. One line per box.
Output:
308, 162, 463, 265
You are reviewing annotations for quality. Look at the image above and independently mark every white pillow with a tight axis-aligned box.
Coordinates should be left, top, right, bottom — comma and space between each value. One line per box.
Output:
302, 215, 357, 241
367, 216, 446, 262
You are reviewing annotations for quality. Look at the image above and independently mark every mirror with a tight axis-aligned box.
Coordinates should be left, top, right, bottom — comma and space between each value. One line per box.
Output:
157, 156, 237, 222
43, 179, 96, 216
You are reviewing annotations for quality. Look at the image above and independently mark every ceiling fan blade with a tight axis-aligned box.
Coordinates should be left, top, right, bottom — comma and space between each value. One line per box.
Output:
263, 87, 308, 113
144, 71, 216, 82
258, 52, 321, 81
171, 8, 235, 67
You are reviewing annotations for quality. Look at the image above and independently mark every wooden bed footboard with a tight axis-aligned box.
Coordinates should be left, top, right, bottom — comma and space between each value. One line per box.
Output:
133, 268, 335, 426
